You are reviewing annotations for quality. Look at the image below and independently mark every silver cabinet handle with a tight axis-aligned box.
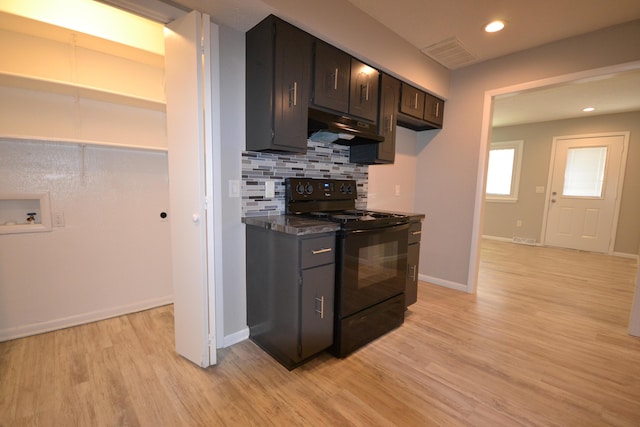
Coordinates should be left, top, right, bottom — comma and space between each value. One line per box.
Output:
311, 248, 332, 255
289, 81, 298, 107
334, 68, 339, 90
411, 231, 422, 235
365, 82, 369, 101
414, 92, 419, 110
315, 296, 324, 319
435, 102, 440, 117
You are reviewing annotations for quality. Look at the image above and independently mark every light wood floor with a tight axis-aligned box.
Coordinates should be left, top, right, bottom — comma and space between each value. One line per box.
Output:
2, 240, 639, 426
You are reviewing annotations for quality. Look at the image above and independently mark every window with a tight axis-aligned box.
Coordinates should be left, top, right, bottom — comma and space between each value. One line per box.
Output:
485, 140, 524, 202
563, 146, 607, 197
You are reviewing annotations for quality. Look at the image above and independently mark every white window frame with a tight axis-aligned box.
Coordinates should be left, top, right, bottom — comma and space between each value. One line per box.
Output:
485, 140, 524, 203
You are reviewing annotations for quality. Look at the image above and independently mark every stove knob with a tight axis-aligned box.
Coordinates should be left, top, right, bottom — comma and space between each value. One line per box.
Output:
339, 184, 346, 194
346, 184, 353, 194
295, 183, 305, 195
305, 183, 314, 194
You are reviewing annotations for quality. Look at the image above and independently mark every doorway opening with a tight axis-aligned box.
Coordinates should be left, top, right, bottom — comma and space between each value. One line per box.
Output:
468, 61, 640, 295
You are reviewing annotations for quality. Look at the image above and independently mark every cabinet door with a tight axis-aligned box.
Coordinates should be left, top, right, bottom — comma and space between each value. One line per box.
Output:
377, 74, 400, 163
300, 263, 335, 359
273, 19, 313, 151
405, 242, 420, 307
349, 73, 398, 164
400, 83, 425, 119
349, 58, 379, 122
313, 41, 350, 113
423, 93, 444, 127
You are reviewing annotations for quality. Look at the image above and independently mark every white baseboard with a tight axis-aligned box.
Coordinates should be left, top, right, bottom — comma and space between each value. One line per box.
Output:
419, 274, 469, 293
481, 235, 512, 242
612, 251, 639, 261
482, 235, 543, 246
222, 326, 249, 348
0, 295, 173, 342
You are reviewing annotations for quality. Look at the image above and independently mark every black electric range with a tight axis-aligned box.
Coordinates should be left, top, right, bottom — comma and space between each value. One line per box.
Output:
285, 178, 409, 357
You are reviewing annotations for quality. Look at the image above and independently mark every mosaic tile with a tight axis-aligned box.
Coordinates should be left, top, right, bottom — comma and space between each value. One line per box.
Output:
242, 140, 368, 216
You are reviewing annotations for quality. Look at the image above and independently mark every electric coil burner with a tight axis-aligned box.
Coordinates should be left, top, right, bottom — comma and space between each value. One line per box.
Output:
286, 178, 409, 357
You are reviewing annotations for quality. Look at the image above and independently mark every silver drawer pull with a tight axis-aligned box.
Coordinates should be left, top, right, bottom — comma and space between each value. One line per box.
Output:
411, 231, 422, 235
315, 296, 325, 319
311, 248, 332, 255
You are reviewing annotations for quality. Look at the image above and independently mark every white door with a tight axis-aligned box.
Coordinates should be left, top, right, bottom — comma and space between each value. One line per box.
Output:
543, 133, 628, 253
165, 11, 217, 367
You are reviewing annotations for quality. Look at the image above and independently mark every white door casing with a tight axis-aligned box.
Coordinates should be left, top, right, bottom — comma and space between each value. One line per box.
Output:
165, 11, 217, 367
542, 132, 629, 254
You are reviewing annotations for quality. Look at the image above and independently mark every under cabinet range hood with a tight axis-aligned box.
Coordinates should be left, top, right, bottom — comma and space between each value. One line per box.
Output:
307, 108, 384, 146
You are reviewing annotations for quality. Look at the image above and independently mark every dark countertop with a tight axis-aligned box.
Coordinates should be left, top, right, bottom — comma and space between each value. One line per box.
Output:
373, 210, 426, 221
242, 215, 340, 236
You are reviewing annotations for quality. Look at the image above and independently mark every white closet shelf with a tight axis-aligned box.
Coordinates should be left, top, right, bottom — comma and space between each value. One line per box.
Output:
0, 72, 166, 112
0, 135, 168, 153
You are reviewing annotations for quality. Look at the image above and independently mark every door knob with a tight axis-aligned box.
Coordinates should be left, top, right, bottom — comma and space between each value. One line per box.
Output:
551, 199, 556, 203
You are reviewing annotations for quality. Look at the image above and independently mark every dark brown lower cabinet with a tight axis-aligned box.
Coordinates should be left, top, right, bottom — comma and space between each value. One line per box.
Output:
246, 225, 335, 369
405, 220, 422, 308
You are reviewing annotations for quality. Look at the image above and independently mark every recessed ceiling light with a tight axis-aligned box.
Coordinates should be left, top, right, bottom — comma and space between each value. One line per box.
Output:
484, 20, 505, 33
583, 107, 596, 112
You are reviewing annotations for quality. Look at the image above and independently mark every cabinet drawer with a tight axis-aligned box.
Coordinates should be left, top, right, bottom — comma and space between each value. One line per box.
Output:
301, 235, 335, 269
408, 221, 422, 244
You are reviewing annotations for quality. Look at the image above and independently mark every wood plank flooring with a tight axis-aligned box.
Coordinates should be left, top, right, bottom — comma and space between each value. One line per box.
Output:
1, 240, 639, 426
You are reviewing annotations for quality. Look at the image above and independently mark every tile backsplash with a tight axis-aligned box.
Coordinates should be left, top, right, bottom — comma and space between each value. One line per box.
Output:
242, 140, 368, 216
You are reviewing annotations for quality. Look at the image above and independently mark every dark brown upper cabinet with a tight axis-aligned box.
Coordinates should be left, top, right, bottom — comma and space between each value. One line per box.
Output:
350, 73, 399, 164
400, 83, 425, 119
312, 42, 379, 124
313, 41, 350, 114
423, 92, 445, 128
397, 82, 445, 131
349, 58, 379, 123
246, 15, 313, 153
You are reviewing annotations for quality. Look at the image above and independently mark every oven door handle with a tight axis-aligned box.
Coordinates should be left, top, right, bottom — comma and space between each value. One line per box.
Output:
342, 223, 409, 235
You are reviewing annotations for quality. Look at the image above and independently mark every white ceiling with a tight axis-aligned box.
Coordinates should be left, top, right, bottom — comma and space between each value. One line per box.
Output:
105, 0, 640, 127
346, 0, 640, 70
343, 0, 640, 127
492, 68, 640, 127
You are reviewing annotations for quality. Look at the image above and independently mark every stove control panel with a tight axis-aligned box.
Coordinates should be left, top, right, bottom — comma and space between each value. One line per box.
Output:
286, 178, 357, 201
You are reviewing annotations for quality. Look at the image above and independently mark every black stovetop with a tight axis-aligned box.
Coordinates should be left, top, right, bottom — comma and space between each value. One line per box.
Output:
285, 178, 409, 230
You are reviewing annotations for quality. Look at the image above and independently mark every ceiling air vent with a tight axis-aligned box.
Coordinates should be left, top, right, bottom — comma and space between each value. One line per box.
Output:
421, 37, 476, 69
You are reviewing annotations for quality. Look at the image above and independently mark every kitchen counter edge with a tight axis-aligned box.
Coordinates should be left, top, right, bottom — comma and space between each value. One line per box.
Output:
242, 215, 340, 236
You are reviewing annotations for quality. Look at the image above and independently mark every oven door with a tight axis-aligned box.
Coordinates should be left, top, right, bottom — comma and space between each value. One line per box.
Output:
337, 223, 409, 318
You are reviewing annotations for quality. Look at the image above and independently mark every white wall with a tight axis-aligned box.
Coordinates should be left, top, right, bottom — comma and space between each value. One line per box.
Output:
0, 140, 172, 341
414, 20, 640, 290
367, 127, 419, 213
218, 24, 248, 344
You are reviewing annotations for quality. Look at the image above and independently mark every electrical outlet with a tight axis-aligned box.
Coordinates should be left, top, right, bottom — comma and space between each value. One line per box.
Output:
228, 180, 240, 198
264, 181, 275, 198
516, 219, 523, 227
395, 185, 401, 196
